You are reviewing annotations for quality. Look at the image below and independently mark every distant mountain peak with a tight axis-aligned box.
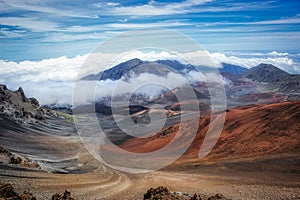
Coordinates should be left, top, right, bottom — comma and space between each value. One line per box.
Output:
244, 63, 289, 83
253, 63, 288, 73
116, 58, 143, 68
82, 58, 193, 81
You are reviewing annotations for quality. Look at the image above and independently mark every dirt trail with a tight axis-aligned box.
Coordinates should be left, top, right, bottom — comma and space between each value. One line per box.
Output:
2, 162, 300, 200
0, 163, 132, 200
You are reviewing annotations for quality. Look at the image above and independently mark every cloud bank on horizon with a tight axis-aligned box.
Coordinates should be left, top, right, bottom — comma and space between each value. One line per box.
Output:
0, 50, 299, 105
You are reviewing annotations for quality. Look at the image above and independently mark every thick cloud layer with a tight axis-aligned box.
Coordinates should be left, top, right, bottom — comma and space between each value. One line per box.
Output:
209, 51, 300, 74
0, 50, 299, 105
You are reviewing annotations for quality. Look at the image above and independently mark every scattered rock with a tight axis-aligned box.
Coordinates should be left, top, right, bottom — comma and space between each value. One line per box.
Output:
0, 182, 36, 200
0, 183, 19, 199
20, 191, 37, 200
208, 193, 225, 200
190, 193, 205, 200
9, 156, 23, 164
0, 182, 77, 200
143, 186, 230, 200
52, 190, 74, 200
0, 145, 40, 169
0, 146, 12, 157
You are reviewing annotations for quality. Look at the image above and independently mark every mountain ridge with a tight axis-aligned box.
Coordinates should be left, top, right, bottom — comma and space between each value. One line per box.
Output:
243, 63, 300, 93
82, 58, 196, 81
82, 59, 247, 81
243, 63, 289, 82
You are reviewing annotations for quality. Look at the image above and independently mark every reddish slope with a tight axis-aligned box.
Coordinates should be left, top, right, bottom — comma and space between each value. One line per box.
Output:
120, 101, 300, 161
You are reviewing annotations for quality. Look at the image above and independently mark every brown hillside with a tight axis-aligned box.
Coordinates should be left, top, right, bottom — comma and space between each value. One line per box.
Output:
120, 101, 300, 161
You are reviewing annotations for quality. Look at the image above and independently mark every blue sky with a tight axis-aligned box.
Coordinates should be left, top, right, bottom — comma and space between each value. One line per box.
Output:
0, 0, 300, 61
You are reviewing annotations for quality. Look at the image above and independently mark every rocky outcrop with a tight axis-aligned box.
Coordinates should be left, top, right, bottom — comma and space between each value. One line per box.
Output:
0, 84, 58, 124
144, 186, 175, 200
28, 97, 39, 107
52, 190, 74, 200
0, 145, 40, 169
143, 186, 230, 200
16, 87, 27, 102
0, 182, 76, 200
0, 182, 36, 200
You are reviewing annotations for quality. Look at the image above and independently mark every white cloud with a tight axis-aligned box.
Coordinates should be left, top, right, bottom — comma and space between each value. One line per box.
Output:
106, 21, 191, 29
209, 51, 300, 74
207, 16, 300, 26
0, 0, 212, 21
268, 51, 289, 57
186, 71, 230, 85
249, 17, 300, 25
109, 0, 213, 16
0, 55, 86, 82
2, 0, 98, 18
0, 28, 25, 38
92, 2, 120, 8
74, 71, 224, 106
42, 32, 107, 43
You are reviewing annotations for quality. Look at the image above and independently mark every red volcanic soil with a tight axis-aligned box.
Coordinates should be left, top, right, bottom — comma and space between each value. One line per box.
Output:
120, 101, 300, 162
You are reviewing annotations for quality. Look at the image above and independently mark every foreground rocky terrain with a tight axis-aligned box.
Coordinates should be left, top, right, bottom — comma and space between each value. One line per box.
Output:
0, 82, 299, 199
1, 182, 231, 200
0, 182, 75, 200
0, 101, 299, 199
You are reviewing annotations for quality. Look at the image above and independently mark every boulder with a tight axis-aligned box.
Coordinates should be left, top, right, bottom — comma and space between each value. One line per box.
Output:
0, 182, 36, 200
28, 97, 40, 107
52, 190, 74, 200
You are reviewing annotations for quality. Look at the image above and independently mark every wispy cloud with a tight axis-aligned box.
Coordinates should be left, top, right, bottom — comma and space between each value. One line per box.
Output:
106, 21, 192, 29
0, 17, 60, 32
42, 33, 107, 43
2, 0, 99, 18
249, 17, 300, 25
205, 16, 300, 26
92, 2, 120, 8
103, 0, 213, 16
0, 28, 25, 38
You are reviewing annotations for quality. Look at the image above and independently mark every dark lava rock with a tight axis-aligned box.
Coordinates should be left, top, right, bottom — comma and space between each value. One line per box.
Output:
190, 193, 205, 200
144, 186, 173, 200
0, 183, 19, 199
208, 193, 226, 200
0, 84, 8, 90
0, 182, 36, 200
28, 98, 39, 107
0, 146, 12, 157
16, 87, 27, 102
52, 190, 74, 200
144, 186, 230, 200
9, 156, 23, 164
